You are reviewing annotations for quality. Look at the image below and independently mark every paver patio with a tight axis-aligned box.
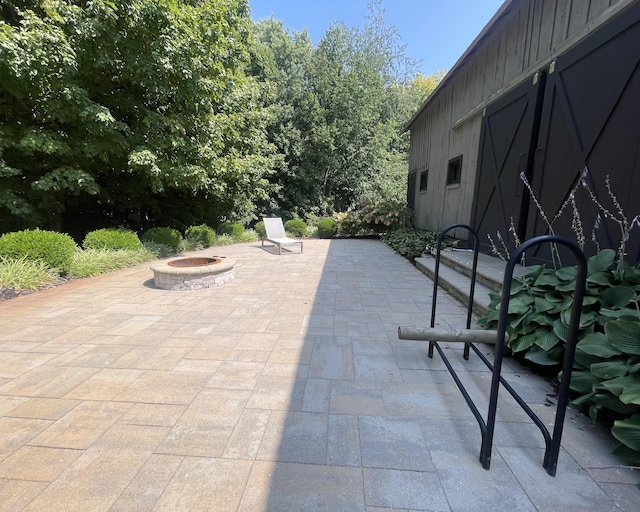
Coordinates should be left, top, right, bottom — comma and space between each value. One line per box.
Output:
0, 238, 637, 511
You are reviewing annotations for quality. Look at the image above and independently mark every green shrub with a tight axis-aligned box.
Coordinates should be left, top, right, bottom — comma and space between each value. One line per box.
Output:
284, 219, 307, 237
82, 228, 141, 251
255, 221, 266, 238
141, 227, 182, 252
336, 200, 411, 236
334, 211, 360, 236
235, 229, 259, 243
317, 217, 337, 239
185, 224, 216, 247
218, 221, 245, 239
0, 229, 76, 273
359, 199, 411, 233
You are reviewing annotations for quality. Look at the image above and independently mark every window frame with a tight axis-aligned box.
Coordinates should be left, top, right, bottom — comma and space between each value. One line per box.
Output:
419, 169, 429, 192
447, 155, 463, 186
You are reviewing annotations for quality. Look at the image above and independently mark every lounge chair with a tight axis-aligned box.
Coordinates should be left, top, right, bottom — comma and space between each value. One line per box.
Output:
262, 217, 303, 255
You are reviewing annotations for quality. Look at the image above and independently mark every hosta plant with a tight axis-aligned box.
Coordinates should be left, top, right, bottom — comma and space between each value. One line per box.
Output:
479, 248, 640, 466
379, 229, 439, 260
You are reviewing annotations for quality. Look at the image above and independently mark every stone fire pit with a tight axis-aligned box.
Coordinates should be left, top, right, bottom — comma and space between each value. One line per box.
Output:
150, 256, 236, 290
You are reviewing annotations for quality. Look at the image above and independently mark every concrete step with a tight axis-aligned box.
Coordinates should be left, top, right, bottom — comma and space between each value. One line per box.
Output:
415, 255, 494, 317
414, 249, 530, 317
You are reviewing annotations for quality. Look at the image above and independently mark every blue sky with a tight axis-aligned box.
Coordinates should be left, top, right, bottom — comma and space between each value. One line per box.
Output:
248, 0, 505, 75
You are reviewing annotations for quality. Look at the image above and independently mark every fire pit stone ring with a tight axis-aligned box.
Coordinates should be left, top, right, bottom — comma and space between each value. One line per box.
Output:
150, 256, 236, 290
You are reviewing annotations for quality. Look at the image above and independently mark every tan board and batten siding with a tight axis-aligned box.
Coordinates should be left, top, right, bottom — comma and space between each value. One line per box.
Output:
406, 0, 636, 237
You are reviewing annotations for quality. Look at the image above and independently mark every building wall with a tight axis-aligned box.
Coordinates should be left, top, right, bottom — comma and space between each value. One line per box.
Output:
408, 0, 634, 235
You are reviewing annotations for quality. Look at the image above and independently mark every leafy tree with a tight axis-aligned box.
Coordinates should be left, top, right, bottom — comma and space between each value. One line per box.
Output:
409, 71, 446, 102
312, 3, 441, 208
1, 0, 441, 235
0, 3, 107, 232
252, 17, 323, 218
1, 0, 276, 236
253, 0, 442, 217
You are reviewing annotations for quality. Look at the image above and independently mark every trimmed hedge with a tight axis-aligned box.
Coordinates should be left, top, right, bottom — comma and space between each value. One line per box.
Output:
83, 228, 141, 251
185, 224, 216, 247
218, 221, 245, 239
141, 227, 182, 252
317, 217, 337, 238
284, 219, 307, 237
0, 229, 76, 273
254, 221, 266, 238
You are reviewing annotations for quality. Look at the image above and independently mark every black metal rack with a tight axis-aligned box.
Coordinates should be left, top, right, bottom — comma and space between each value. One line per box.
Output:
398, 224, 587, 476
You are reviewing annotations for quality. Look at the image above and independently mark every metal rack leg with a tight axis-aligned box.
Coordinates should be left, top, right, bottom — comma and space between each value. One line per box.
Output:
480, 235, 587, 474
422, 227, 587, 476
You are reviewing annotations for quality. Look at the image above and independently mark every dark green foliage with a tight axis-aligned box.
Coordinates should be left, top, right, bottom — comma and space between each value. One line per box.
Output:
379, 229, 438, 259
82, 229, 141, 251
141, 227, 182, 252
252, 3, 441, 217
0, 229, 76, 272
255, 221, 266, 238
218, 222, 245, 239
0, 0, 275, 233
185, 225, 216, 247
2, 0, 441, 233
479, 249, 640, 465
317, 218, 337, 238
284, 219, 307, 237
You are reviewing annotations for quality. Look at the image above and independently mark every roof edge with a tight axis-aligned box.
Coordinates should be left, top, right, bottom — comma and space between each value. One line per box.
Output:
402, 0, 514, 133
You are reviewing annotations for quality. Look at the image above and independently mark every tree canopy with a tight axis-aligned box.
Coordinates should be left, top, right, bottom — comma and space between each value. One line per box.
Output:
253, 2, 441, 218
0, 0, 441, 237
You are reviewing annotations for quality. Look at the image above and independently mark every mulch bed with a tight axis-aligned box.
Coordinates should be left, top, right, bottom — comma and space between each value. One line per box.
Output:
0, 276, 69, 301
0, 287, 30, 301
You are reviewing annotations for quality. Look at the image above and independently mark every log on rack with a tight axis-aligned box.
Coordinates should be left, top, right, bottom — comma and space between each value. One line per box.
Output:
397, 327, 506, 344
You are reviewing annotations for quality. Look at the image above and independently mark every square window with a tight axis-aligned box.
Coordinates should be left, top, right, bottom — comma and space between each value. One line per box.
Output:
419, 170, 428, 192
447, 156, 462, 185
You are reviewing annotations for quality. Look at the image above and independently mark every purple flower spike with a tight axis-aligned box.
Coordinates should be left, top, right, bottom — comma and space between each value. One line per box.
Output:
594, 213, 602, 229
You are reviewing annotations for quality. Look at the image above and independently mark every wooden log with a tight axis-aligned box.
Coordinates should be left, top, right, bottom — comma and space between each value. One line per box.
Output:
397, 326, 508, 344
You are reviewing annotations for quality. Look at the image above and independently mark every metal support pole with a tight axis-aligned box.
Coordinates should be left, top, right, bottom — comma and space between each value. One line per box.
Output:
480, 236, 587, 474
429, 224, 480, 360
